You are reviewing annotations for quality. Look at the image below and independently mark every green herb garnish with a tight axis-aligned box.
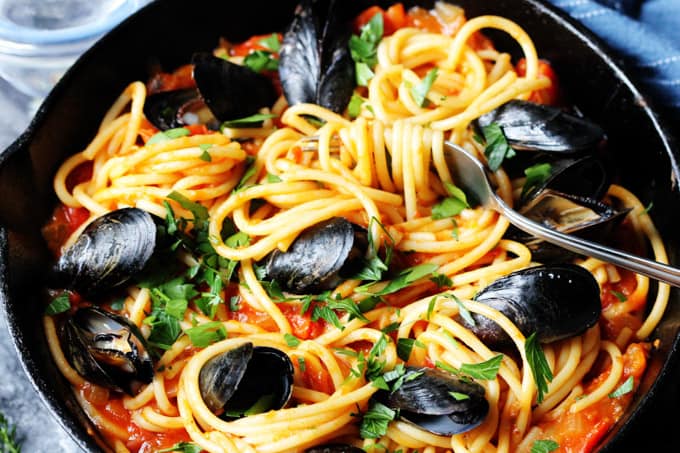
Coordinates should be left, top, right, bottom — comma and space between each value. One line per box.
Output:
221, 113, 277, 129
525, 332, 553, 403
284, 333, 301, 347
45, 293, 70, 315
0, 412, 21, 453
244, 50, 279, 73
359, 401, 396, 439
609, 376, 634, 398
185, 321, 227, 348
531, 439, 559, 453
522, 163, 552, 198
349, 13, 383, 86
480, 123, 515, 171
147, 127, 190, 145
460, 354, 503, 380
157, 441, 202, 453
431, 182, 469, 219
410, 68, 438, 107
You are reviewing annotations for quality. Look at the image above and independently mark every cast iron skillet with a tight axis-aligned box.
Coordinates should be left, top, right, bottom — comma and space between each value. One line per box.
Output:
0, 0, 678, 451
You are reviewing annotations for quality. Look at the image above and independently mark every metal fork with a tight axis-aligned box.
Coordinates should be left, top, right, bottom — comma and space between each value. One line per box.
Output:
443, 141, 680, 288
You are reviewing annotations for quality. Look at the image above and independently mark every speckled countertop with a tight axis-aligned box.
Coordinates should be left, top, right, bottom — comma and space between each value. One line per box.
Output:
0, 77, 80, 452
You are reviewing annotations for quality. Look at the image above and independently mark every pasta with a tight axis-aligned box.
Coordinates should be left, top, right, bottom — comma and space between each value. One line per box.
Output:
41, 2, 669, 453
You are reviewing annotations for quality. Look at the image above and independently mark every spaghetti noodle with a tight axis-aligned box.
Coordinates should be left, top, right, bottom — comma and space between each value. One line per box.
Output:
42, 2, 669, 453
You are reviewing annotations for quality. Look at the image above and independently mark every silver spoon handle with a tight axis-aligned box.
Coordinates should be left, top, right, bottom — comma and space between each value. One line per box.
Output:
496, 198, 680, 287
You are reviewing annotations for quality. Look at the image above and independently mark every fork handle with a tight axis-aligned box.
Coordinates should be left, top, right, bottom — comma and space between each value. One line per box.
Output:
497, 199, 680, 288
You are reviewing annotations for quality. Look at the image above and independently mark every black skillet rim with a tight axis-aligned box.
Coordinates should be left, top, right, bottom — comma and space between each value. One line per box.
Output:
0, 0, 678, 451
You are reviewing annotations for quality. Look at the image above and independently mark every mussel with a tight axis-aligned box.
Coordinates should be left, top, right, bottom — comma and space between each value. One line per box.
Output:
279, 0, 355, 113
144, 53, 277, 131
261, 217, 368, 294
51, 208, 157, 296
477, 100, 605, 153
305, 444, 365, 453
511, 189, 630, 262
465, 264, 601, 347
199, 342, 294, 418
376, 367, 489, 436
62, 307, 154, 395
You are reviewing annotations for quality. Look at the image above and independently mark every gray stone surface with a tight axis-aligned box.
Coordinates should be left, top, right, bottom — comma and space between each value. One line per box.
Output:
0, 76, 81, 452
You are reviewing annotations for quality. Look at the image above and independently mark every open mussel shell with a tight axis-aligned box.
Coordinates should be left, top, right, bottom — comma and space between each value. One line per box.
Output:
467, 264, 601, 347
261, 217, 368, 294
377, 367, 489, 436
511, 189, 630, 262
192, 52, 277, 123
477, 100, 605, 153
62, 307, 154, 395
305, 444, 365, 453
279, 0, 354, 114
199, 343, 294, 418
143, 53, 277, 131
51, 208, 157, 296
520, 156, 610, 204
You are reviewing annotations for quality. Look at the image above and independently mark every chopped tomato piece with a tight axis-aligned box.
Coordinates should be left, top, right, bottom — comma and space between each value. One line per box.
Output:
516, 58, 561, 105
42, 204, 91, 255
185, 123, 210, 136
354, 3, 408, 36
138, 118, 159, 143
230, 33, 282, 57
406, 6, 443, 33
299, 356, 335, 394
147, 64, 195, 94
280, 303, 325, 340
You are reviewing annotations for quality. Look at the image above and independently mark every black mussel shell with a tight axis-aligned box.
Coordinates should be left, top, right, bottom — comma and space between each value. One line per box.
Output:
510, 189, 630, 262
192, 52, 277, 123
377, 367, 489, 436
306, 444, 365, 453
143, 88, 207, 131
279, 0, 355, 113
261, 217, 368, 294
477, 100, 605, 154
51, 208, 157, 296
468, 264, 601, 346
62, 307, 154, 395
520, 156, 610, 204
199, 343, 294, 418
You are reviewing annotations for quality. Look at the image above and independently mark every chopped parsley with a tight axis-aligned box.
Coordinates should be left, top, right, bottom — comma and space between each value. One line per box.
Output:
234, 156, 257, 192
611, 290, 627, 302
431, 181, 469, 219
348, 92, 366, 118
0, 412, 21, 453
45, 293, 71, 315
349, 13, 383, 86
297, 356, 307, 372
410, 67, 438, 107
359, 263, 438, 296
157, 441, 202, 453
396, 338, 424, 361
220, 113, 277, 129
609, 376, 634, 398
430, 272, 452, 288
284, 333, 301, 347
259, 33, 281, 52
244, 50, 279, 73
525, 332, 553, 403
531, 439, 559, 453
359, 401, 396, 439
460, 354, 503, 380
449, 391, 470, 401
479, 123, 515, 171
185, 321, 227, 348
147, 127, 190, 145
522, 162, 552, 198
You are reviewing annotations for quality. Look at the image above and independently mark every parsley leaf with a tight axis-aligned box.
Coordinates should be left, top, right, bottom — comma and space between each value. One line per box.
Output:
525, 332, 553, 403
431, 182, 469, 219
157, 441, 202, 453
348, 92, 365, 119
460, 354, 503, 380
284, 333, 301, 347
449, 391, 470, 401
411, 68, 438, 107
430, 273, 452, 288
522, 163, 552, 198
362, 263, 438, 296
259, 33, 281, 52
0, 412, 21, 453
531, 439, 559, 453
147, 127, 190, 145
609, 376, 634, 398
611, 290, 627, 302
312, 304, 342, 330
349, 13, 383, 86
480, 123, 515, 171
45, 293, 71, 315
396, 338, 423, 361
220, 113, 277, 129
185, 321, 227, 348
244, 50, 279, 73
451, 294, 475, 327
359, 401, 396, 439
297, 356, 307, 372
266, 173, 282, 183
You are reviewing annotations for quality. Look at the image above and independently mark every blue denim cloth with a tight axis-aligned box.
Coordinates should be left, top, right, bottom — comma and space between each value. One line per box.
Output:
548, 0, 680, 123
